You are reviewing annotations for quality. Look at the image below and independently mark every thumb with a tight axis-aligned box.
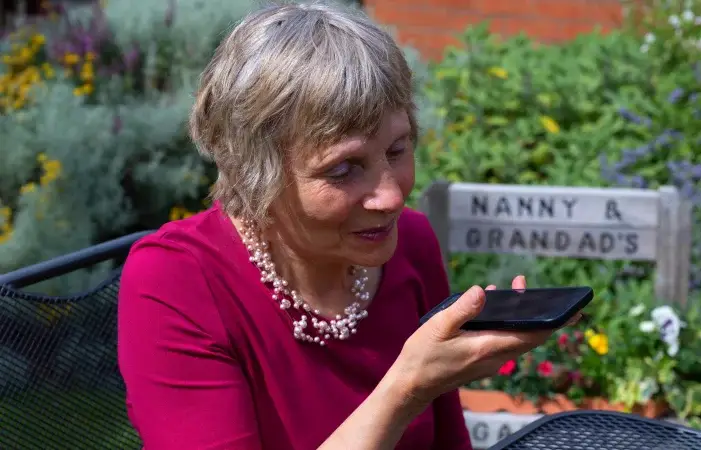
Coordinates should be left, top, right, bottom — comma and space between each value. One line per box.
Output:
434, 285, 486, 335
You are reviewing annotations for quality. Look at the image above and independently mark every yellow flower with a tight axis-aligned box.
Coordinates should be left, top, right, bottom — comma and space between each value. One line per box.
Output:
19, 47, 32, 62
539, 116, 560, 134
31, 34, 45, 47
170, 206, 185, 222
0, 206, 12, 242
63, 53, 80, 65
42, 63, 54, 79
587, 332, 609, 355
488, 67, 508, 79
80, 61, 94, 81
20, 182, 37, 194
170, 206, 198, 221
0, 230, 12, 244
40, 159, 62, 185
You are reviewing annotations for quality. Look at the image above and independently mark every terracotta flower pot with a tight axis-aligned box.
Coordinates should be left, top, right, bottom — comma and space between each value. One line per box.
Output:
458, 388, 669, 419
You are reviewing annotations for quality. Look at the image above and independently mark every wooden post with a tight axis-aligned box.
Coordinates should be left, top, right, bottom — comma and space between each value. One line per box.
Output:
419, 180, 451, 270
655, 187, 692, 306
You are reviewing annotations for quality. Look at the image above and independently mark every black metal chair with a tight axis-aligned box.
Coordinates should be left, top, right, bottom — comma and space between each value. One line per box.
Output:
0, 231, 152, 450
487, 410, 701, 450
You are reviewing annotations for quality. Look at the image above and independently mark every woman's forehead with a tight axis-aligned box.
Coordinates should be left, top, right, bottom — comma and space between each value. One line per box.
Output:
299, 110, 411, 162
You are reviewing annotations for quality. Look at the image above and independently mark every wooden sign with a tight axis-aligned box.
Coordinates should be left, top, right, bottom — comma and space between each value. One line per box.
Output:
420, 181, 693, 305
463, 411, 542, 449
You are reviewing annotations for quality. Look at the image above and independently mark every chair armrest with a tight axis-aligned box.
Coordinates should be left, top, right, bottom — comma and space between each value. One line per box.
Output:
0, 231, 154, 289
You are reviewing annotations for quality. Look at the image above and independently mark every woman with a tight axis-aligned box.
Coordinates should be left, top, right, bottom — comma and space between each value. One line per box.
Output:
117, 3, 573, 449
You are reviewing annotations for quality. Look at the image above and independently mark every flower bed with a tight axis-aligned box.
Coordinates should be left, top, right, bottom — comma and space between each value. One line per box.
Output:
460, 302, 700, 428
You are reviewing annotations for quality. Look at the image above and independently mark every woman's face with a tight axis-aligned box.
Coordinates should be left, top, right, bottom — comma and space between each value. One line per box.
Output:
271, 109, 415, 268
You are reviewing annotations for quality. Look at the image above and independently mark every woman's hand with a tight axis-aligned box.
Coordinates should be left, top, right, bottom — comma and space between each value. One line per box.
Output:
389, 276, 579, 409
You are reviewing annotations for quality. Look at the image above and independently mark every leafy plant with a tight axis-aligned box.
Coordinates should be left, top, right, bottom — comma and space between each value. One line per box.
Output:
409, 20, 701, 427
0, 0, 255, 294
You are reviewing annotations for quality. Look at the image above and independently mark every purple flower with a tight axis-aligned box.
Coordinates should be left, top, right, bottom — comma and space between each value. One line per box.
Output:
668, 88, 684, 104
618, 108, 651, 126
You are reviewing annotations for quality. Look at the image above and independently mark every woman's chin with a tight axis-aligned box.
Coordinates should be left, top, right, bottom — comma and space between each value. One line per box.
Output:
347, 229, 398, 267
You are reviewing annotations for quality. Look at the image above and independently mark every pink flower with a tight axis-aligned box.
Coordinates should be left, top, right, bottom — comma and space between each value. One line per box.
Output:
558, 333, 569, 349
498, 360, 517, 376
537, 361, 554, 377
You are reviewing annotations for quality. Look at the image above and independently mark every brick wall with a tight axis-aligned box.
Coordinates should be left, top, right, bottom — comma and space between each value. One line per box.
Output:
364, 0, 624, 60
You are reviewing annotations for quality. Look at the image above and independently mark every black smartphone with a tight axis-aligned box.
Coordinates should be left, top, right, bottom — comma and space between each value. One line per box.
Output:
419, 286, 593, 331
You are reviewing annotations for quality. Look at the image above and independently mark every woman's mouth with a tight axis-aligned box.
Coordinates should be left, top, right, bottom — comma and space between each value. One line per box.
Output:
352, 221, 395, 242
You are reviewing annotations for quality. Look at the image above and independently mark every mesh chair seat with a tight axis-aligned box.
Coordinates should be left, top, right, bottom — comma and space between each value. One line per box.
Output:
0, 231, 151, 450
488, 410, 701, 450
0, 270, 142, 449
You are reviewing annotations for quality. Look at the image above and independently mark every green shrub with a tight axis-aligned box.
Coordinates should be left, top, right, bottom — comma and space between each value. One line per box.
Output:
408, 20, 701, 426
0, 0, 256, 294
409, 23, 700, 297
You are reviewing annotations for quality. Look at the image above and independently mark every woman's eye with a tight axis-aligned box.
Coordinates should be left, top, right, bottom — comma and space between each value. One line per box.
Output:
326, 161, 353, 180
388, 145, 406, 159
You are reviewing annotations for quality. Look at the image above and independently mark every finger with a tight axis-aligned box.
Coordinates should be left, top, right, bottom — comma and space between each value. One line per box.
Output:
486, 285, 497, 291
460, 329, 552, 356
512, 275, 526, 290
434, 285, 486, 334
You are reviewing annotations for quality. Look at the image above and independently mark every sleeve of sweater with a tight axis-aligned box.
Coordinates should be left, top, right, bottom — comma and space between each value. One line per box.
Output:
117, 235, 262, 450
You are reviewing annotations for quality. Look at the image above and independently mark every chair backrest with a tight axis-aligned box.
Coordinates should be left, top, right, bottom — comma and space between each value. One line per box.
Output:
488, 410, 701, 450
0, 231, 152, 449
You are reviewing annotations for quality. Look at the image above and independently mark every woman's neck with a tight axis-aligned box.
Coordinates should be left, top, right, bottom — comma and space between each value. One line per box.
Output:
234, 217, 367, 316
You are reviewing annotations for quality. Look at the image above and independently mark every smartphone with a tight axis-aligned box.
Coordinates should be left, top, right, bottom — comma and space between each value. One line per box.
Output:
419, 286, 593, 331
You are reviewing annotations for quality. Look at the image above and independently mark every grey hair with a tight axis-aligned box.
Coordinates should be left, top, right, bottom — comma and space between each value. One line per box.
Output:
188, 0, 417, 226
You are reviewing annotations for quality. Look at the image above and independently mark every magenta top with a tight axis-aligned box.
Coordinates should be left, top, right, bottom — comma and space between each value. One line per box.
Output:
117, 203, 472, 450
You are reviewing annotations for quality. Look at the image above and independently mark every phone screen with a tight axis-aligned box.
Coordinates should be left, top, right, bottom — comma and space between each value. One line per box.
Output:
473, 287, 591, 323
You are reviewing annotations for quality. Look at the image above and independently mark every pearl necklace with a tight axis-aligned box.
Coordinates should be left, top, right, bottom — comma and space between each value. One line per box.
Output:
239, 219, 370, 346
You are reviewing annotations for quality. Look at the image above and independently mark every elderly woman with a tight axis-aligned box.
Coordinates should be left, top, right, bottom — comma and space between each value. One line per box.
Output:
117, 3, 570, 449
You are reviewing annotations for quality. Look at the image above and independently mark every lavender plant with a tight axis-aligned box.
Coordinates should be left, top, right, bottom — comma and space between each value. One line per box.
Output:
602, 1, 701, 290
0, 0, 255, 295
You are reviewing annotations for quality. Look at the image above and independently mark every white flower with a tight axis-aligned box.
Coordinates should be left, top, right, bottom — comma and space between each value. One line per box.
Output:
667, 341, 679, 357
669, 15, 681, 27
641, 44, 650, 53
639, 377, 659, 402
644, 33, 656, 44
640, 321, 656, 333
650, 306, 684, 357
682, 10, 694, 22
630, 304, 646, 317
